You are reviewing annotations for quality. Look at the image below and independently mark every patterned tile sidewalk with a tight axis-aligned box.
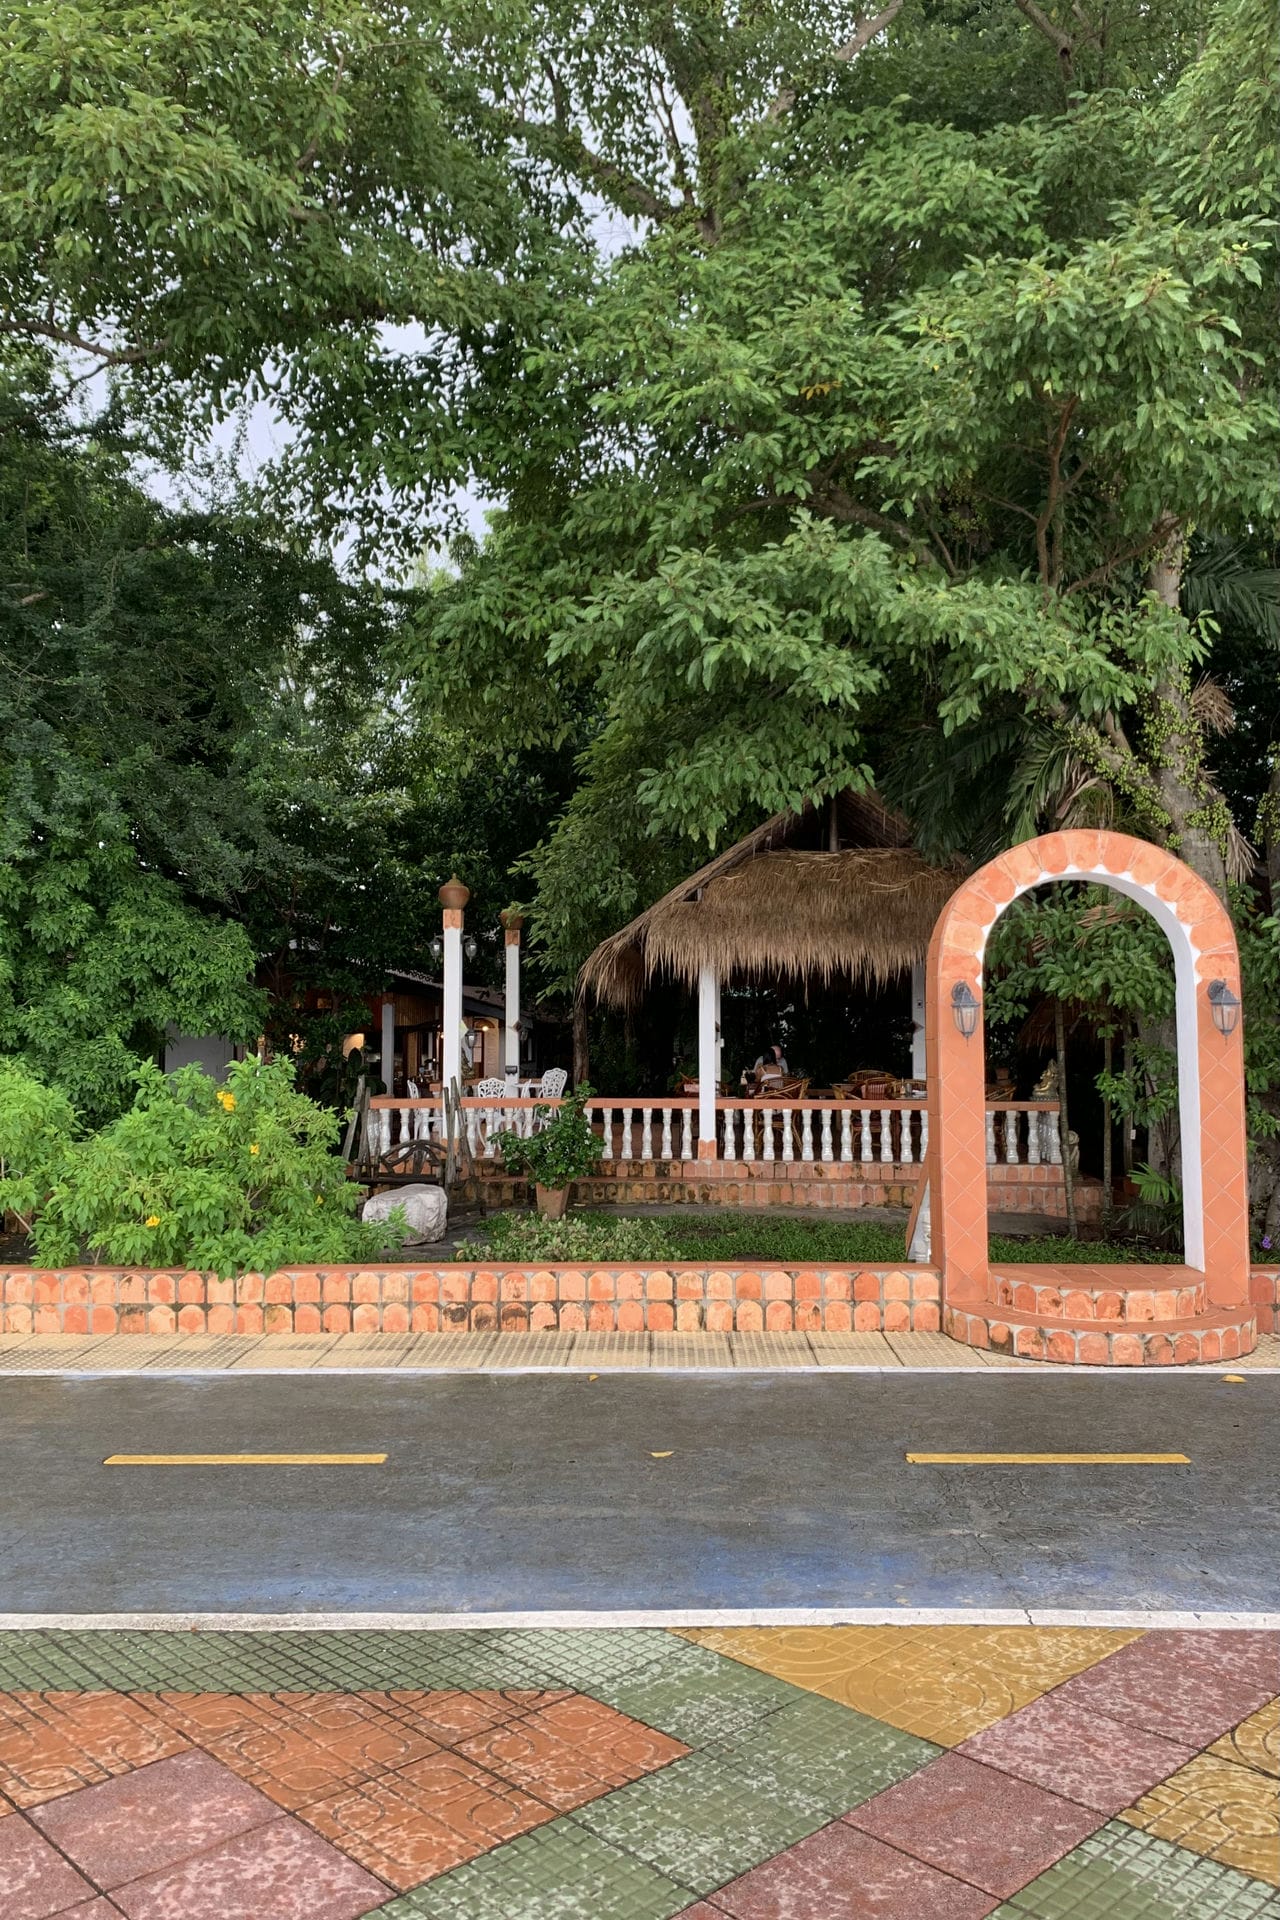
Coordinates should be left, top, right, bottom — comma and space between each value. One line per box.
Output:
0, 1628, 1273, 1917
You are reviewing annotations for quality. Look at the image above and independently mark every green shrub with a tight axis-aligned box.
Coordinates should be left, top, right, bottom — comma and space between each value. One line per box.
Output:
455, 1210, 1179, 1267
492, 1087, 601, 1191
0, 1062, 77, 1233
6, 1054, 404, 1276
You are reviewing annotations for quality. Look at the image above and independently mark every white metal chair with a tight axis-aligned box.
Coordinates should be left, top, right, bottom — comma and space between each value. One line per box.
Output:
537, 1067, 568, 1099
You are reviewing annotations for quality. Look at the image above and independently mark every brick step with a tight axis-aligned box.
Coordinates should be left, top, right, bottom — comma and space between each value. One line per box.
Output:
989, 1272, 1207, 1322
944, 1303, 1257, 1366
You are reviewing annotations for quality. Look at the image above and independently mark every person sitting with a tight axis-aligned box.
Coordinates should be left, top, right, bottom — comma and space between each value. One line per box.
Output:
754, 1043, 788, 1085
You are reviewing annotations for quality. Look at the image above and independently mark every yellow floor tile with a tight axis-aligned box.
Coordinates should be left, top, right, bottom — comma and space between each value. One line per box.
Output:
1207, 1698, 1280, 1780
676, 1625, 1142, 1745
1120, 1753, 1280, 1885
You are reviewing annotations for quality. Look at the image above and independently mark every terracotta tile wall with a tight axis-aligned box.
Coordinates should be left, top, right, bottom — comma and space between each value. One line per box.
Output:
466, 1164, 1098, 1220
1250, 1267, 1279, 1332
0, 1265, 945, 1336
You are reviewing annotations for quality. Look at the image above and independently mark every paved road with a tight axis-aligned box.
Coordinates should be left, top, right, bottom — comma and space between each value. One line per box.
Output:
0, 1371, 1274, 1614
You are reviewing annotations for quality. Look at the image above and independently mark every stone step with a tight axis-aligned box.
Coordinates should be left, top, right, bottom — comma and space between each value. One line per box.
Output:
989, 1272, 1207, 1322
944, 1303, 1257, 1366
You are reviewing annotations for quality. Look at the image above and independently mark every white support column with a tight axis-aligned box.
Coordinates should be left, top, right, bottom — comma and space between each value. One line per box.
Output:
439, 875, 469, 1099
697, 964, 719, 1160
911, 959, 927, 1080
379, 998, 395, 1095
501, 910, 523, 1086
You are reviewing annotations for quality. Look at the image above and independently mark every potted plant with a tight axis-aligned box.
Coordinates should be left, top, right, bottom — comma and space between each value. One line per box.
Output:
492, 1085, 600, 1218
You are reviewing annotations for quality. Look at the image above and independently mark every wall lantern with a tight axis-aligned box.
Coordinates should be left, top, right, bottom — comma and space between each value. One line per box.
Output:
429, 935, 443, 963
951, 981, 980, 1040
1207, 978, 1241, 1038
464, 934, 478, 962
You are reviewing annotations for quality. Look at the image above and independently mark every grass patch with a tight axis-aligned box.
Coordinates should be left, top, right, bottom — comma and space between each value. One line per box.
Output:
456, 1211, 1179, 1266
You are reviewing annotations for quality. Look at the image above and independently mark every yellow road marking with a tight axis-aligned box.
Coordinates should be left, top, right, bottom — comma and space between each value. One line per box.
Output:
1222, 1374, 1247, 1384
907, 1451, 1190, 1465
103, 1453, 387, 1467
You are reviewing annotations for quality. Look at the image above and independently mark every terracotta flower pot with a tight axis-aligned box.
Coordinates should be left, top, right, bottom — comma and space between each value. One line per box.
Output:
535, 1183, 570, 1219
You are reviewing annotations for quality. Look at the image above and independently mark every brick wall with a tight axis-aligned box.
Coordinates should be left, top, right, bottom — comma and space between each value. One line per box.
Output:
0, 1265, 943, 1336
464, 1162, 1100, 1220
1251, 1267, 1279, 1333
5, 1263, 1268, 1339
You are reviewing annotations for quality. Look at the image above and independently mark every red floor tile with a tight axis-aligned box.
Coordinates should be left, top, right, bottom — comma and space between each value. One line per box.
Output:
29, 1751, 277, 1888
144, 1694, 440, 1811
455, 1694, 687, 1810
957, 1692, 1196, 1812
1046, 1631, 1280, 1748
360, 1689, 573, 1746
0, 1813, 99, 1919
108, 1815, 387, 1920
300, 1748, 553, 1888
702, 1823, 999, 1918
0, 1695, 189, 1809
844, 1751, 1100, 1899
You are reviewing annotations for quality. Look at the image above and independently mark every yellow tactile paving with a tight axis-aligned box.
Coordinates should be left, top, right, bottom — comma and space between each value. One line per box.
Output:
676, 1625, 1142, 1746
1120, 1752, 1280, 1885
1207, 1698, 1280, 1779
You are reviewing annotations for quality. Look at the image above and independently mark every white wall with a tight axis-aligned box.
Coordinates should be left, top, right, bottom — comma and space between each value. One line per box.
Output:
163, 1033, 238, 1080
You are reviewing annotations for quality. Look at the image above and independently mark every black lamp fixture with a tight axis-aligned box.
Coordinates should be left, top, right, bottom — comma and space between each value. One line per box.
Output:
464, 934, 478, 962
951, 980, 980, 1040
429, 935, 443, 963
1207, 978, 1241, 1038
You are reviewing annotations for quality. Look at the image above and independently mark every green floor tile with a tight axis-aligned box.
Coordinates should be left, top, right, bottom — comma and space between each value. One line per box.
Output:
366, 1816, 693, 1919
572, 1749, 829, 1889
996, 1821, 1280, 1919
606, 1642, 802, 1746
708, 1690, 940, 1815
492, 1628, 683, 1694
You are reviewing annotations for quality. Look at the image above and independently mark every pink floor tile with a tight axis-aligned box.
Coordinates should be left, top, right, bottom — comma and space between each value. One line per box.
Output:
29, 1751, 277, 1888
109, 1815, 388, 1920
705, 1824, 998, 1919
0, 1813, 98, 1919
844, 1751, 1100, 1899
1046, 1631, 1280, 1748
957, 1692, 1196, 1813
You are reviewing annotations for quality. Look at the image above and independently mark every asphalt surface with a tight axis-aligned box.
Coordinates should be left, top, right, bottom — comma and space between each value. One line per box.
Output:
0, 1371, 1274, 1614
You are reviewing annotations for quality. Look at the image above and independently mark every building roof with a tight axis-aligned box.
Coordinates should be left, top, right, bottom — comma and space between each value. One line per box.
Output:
578, 791, 964, 1008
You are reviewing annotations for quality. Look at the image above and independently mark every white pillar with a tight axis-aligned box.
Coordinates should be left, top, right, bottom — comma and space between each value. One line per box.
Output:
502, 910, 523, 1085
439, 875, 469, 1096
380, 999, 395, 1095
911, 959, 927, 1079
698, 964, 719, 1160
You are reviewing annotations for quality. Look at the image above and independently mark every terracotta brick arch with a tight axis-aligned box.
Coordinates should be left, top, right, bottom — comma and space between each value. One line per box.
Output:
924, 830, 1249, 1313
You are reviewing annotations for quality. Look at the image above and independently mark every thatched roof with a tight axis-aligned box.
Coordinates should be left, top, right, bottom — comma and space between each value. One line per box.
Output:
579, 792, 965, 1008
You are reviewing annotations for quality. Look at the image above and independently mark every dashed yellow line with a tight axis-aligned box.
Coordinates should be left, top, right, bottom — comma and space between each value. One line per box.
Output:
103, 1453, 387, 1467
907, 1451, 1190, 1465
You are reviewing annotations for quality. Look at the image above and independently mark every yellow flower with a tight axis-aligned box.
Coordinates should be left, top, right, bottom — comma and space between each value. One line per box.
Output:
216, 1090, 236, 1111
145, 1215, 161, 1228
315, 1195, 324, 1206
249, 1143, 261, 1156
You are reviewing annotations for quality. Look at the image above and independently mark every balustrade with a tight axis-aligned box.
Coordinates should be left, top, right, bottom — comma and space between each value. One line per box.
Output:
364, 1093, 1061, 1174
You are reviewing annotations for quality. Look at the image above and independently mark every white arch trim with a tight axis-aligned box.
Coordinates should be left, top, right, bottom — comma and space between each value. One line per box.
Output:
972, 861, 1205, 1269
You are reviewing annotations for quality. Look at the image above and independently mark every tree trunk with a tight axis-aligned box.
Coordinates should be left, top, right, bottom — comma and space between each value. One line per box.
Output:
1055, 999, 1078, 1238
1101, 1028, 1114, 1229
572, 998, 590, 1089
1147, 526, 1229, 901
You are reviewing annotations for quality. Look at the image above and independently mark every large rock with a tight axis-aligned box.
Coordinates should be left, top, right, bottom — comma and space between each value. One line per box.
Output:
362, 1183, 448, 1245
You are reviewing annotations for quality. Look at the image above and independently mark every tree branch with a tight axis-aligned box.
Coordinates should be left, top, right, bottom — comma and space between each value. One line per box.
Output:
1013, 0, 1074, 81
0, 318, 164, 364
768, 0, 907, 119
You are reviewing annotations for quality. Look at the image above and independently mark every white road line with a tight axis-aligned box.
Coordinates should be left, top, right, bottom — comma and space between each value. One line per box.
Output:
0, 1608, 1275, 1630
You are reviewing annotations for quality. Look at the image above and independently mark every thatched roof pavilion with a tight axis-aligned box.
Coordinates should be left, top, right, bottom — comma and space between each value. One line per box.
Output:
580, 790, 964, 1012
